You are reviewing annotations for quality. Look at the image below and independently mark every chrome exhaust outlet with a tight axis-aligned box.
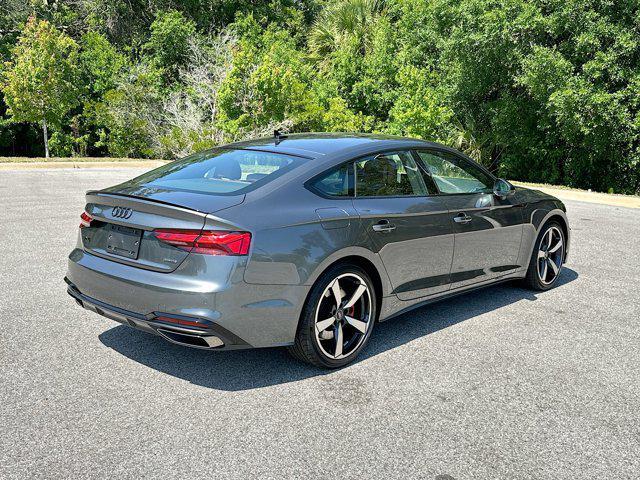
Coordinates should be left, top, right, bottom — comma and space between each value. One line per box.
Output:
156, 328, 224, 349
203, 336, 224, 348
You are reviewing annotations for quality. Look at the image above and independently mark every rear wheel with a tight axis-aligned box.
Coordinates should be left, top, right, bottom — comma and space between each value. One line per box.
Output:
288, 264, 377, 368
522, 221, 565, 291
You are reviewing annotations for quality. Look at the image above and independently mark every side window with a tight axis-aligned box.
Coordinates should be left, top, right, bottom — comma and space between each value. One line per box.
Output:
310, 163, 354, 197
416, 150, 494, 194
355, 151, 437, 197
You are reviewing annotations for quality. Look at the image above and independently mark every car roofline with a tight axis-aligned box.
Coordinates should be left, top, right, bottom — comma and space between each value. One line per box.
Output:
223, 132, 444, 159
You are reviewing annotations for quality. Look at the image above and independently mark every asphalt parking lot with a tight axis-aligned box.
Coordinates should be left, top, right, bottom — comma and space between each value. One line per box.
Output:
1, 168, 638, 479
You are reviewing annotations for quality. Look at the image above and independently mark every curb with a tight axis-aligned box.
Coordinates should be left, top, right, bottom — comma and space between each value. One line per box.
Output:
0, 160, 168, 170
513, 182, 640, 209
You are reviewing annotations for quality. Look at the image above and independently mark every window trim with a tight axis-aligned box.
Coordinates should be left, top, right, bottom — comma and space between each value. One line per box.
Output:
305, 146, 495, 200
304, 162, 355, 199
412, 148, 497, 197
304, 147, 413, 200
352, 150, 438, 199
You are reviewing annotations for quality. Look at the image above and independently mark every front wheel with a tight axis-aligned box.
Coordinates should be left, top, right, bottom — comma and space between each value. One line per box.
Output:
288, 264, 377, 368
522, 221, 565, 291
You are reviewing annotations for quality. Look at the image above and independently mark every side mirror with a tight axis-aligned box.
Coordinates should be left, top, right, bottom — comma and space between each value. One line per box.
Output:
493, 178, 515, 199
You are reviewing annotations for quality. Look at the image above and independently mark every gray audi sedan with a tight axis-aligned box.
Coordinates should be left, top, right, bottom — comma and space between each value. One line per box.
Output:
66, 133, 570, 367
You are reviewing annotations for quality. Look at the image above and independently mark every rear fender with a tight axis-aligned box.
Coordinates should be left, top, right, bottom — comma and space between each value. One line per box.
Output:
304, 246, 393, 296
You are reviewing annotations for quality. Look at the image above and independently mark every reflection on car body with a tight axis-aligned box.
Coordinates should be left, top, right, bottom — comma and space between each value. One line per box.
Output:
66, 133, 570, 368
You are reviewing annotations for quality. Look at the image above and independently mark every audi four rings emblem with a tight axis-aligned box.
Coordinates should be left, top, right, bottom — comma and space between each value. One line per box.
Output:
112, 206, 133, 219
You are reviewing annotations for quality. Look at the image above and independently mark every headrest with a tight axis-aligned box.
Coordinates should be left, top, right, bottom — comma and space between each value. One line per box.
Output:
214, 157, 242, 180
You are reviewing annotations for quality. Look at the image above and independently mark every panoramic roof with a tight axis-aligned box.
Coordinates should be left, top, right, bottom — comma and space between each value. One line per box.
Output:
228, 133, 435, 158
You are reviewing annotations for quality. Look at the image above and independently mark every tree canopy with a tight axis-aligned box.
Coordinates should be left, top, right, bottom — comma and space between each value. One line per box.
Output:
1, 16, 80, 157
0, 0, 638, 193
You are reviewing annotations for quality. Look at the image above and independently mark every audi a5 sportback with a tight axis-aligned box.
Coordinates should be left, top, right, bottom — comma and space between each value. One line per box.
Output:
66, 133, 569, 367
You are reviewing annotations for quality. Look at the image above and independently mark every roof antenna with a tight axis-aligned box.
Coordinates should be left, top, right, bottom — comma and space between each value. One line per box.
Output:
274, 130, 287, 145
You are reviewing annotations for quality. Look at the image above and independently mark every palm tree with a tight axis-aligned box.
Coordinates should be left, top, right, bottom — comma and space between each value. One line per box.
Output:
448, 116, 505, 174
309, 0, 387, 57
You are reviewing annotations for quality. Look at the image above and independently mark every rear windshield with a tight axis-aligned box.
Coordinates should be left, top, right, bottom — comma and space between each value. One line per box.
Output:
122, 149, 305, 195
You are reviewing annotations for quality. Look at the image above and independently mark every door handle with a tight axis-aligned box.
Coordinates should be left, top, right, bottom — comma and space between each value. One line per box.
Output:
453, 213, 472, 224
372, 220, 396, 233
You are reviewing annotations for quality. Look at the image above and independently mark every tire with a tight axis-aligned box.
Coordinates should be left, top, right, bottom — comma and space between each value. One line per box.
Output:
288, 263, 377, 368
522, 220, 566, 291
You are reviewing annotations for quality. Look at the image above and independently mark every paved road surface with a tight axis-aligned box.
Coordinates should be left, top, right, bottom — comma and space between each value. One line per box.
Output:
1, 169, 638, 479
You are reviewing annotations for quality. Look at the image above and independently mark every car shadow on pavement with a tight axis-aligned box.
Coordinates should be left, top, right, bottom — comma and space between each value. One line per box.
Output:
99, 267, 578, 391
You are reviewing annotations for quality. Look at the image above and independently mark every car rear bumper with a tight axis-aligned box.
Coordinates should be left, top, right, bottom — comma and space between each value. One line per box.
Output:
66, 249, 308, 349
66, 278, 249, 349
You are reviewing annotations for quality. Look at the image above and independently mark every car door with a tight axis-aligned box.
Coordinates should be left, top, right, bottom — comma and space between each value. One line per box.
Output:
351, 150, 454, 300
415, 149, 524, 288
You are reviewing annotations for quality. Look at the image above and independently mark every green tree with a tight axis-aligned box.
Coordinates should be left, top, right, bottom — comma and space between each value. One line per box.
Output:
217, 17, 315, 137
1, 17, 80, 157
144, 10, 197, 82
79, 31, 127, 97
0, 0, 637, 193
385, 66, 453, 142
389, 0, 640, 193
94, 63, 164, 158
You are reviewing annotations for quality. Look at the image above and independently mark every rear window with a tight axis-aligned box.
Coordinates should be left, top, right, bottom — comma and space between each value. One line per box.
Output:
122, 149, 304, 195
310, 163, 354, 197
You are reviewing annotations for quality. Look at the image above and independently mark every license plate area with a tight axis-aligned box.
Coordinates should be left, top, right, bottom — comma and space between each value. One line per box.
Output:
106, 224, 143, 260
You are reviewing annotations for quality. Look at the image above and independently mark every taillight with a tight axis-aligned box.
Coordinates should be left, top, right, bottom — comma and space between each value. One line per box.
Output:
153, 229, 251, 256
79, 211, 93, 229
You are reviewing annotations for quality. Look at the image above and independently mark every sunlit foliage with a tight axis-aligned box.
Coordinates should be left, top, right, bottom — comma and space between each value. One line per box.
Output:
0, 0, 638, 193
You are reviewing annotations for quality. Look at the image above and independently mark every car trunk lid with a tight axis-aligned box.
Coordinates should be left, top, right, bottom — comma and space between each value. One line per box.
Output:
81, 192, 244, 272
95, 184, 245, 214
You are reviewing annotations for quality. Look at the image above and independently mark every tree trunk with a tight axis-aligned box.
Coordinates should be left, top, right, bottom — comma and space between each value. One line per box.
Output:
42, 119, 49, 158
557, 156, 565, 186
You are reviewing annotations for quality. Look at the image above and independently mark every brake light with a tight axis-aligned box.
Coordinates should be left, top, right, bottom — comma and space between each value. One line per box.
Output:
79, 211, 93, 229
153, 229, 251, 255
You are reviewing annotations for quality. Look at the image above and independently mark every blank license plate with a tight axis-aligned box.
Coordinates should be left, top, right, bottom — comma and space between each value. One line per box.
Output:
106, 224, 143, 260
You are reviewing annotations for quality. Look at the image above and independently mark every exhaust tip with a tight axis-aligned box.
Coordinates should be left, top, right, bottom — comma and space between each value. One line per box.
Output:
203, 336, 224, 348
